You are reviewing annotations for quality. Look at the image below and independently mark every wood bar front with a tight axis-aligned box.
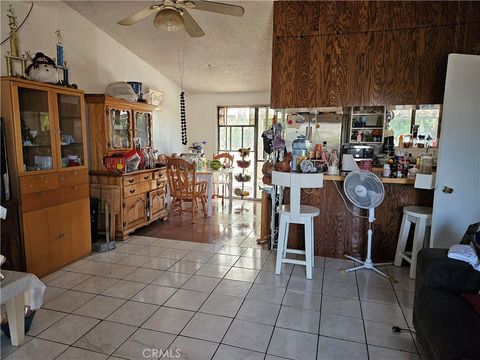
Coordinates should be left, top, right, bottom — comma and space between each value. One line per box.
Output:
284, 178, 433, 262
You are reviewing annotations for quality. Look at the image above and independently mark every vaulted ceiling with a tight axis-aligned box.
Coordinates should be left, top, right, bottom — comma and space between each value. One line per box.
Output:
66, 1, 273, 93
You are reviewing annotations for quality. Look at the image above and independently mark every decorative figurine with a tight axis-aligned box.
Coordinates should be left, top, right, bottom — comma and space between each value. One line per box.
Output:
55, 28, 64, 67
4, 4, 27, 77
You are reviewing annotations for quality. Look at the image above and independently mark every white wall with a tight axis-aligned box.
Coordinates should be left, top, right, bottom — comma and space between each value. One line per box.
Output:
186, 92, 270, 158
0, 1, 184, 155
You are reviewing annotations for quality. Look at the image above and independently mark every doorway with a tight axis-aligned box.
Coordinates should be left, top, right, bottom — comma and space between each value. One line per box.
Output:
217, 106, 275, 199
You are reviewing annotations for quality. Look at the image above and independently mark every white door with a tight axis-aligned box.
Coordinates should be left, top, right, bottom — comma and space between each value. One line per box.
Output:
430, 54, 480, 249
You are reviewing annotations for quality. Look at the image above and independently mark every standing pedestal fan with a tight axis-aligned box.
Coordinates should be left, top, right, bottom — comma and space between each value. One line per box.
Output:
342, 170, 392, 278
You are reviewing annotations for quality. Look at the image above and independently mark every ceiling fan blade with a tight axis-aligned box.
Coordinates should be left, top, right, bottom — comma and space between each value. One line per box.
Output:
118, 5, 162, 25
187, 0, 244, 17
181, 9, 205, 37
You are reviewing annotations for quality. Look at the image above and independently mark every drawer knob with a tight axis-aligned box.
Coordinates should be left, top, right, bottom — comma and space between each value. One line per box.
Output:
144, 176, 149, 180
129, 179, 134, 183
129, 189, 135, 194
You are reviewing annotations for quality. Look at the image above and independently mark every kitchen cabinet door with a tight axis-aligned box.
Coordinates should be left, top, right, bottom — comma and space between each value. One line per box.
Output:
23, 206, 61, 277
107, 108, 132, 150
123, 193, 146, 230
149, 189, 166, 220
60, 198, 91, 265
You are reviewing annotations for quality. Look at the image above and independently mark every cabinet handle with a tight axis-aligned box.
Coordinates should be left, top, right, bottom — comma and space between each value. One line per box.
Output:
137, 198, 142, 202
74, 186, 78, 191
129, 179, 134, 183
129, 189, 136, 194
144, 176, 149, 180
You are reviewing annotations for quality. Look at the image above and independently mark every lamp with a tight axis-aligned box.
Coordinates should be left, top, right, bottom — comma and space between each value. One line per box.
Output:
154, 8, 184, 32
341, 154, 359, 172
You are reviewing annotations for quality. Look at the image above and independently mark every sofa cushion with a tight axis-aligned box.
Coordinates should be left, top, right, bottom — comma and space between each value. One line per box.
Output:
462, 293, 480, 316
414, 288, 480, 360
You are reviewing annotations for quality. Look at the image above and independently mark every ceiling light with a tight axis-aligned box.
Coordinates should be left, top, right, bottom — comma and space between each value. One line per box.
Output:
154, 8, 184, 32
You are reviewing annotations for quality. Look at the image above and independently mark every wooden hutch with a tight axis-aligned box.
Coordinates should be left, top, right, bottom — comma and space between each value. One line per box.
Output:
1, 77, 91, 277
85, 95, 167, 240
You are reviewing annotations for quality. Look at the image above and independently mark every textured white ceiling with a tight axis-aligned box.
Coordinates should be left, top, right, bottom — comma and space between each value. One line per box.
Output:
66, 0, 273, 93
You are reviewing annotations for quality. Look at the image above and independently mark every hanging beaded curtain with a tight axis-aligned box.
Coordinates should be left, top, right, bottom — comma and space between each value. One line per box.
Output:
180, 91, 187, 145
178, 35, 187, 146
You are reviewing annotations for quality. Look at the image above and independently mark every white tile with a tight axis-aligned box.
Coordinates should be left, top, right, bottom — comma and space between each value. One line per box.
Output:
142, 257, 178, 270
142, 306, 194, 334
181, 313, 232, 342
319, 313, 366, 343
225, 267, 259, 282
357, 271, 393, 289
282, 289, 322, 311
361, 301, 407, 326
114, 328, 176, 360
267, 327, 318, 360
167, 260, 204, 274
131, 284, 176, 305
127, 235, 157, 245
321, 295, 362, 319
171, 241, 198, 250
106, 300, 159, 326
222, 319, 274, 353
292, 264, 323, 279
43, 290, 95, 313
182, 251, 214, 263
73, 295, 125, 319
74, 321, 137, 354
213, 279, 252, 297
164, 289, 209, 311
199, 293, 243, 318
45, 272, 91, 289
37, 314, 99, 345
157, 248, 190, 260
236, 300, 281, 326
276, 305, 320, 333
287, 276, 323, 293
322, 280, 359, 299
368, 346, 420, 360
208, 254, 240, 266
62, 259, 89, 271
167, 336, 218, 360
70, 261, 111, 275
72, 276, 118, 294
42, 286, 66, 303
41, 270, 66, 283
317, 336, 368, 360
1, 335, 32, 358
364, 320, 417, 352
116, 254, 151, 267
242, 248, 271, 259
26, 309, 66, 336
115, 243, 146, 254
181, 275, 221, 293
213, 345, 263, 360
101, 280, 146, 299
195, 264, 231, 278
101, 264, 138, 279
359, 286, 398, 305
217, 246, 247, 256
151, 271, 191, 288
90, 252, 128, 264
323, 267, 357, 284
56, 347, 108, 360
4, 338, 67, 360
234, 256, 266, 270
254, 271, 290, 288
123, 267, 163, 283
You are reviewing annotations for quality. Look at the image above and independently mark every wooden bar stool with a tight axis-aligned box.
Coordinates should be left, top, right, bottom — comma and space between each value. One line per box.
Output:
272, 171, 323, 279
394, 206, 432, 279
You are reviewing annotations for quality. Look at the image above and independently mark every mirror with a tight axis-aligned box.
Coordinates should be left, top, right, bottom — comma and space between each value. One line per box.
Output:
1, 2, 33, 45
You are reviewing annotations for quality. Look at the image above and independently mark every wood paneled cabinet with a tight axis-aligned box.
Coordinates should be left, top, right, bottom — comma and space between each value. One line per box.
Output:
1, 78, 91, 277
85, 95, 155, 172
90, 169, 168, 240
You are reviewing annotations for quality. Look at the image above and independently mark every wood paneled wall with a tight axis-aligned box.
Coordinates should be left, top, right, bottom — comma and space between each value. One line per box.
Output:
271, 1, 480, 108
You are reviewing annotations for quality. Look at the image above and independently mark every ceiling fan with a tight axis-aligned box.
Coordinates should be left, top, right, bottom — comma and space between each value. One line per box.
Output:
118, 0, 245, 37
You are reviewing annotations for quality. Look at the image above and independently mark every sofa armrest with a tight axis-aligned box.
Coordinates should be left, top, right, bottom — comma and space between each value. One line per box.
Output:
415, 248, 480, 294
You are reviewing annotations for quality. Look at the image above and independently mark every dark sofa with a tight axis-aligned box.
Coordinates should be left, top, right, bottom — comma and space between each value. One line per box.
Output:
413, 249, 480, 360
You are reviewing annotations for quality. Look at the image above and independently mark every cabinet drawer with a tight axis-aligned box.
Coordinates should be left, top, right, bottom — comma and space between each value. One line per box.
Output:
139, 172, 153, 182
123, 181, 152, 198
123, 175, 138, 186
59, 169, 88, 187
21, 189, 60, 212
60, 183, 89, 203
20, 173, 58, 195
153, 170, 166, 180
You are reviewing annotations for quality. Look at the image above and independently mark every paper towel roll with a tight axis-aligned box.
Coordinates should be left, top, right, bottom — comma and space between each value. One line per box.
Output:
342, 154, 359, 172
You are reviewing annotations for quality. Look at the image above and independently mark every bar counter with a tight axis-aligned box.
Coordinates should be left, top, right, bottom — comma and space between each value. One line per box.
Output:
282, 172, 433, 262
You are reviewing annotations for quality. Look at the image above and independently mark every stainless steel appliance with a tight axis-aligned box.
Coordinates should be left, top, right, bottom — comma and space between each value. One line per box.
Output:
341, 144, 374, 161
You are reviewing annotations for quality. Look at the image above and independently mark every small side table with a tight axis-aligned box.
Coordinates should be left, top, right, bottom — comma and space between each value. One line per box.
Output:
0, 270, 45, 346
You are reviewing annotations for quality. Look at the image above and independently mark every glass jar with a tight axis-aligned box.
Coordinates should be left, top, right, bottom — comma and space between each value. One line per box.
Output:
419, 154, 433, 174
291, 135, 310, 172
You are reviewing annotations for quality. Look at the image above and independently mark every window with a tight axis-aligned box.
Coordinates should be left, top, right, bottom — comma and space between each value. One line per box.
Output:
387, 105, 441, 146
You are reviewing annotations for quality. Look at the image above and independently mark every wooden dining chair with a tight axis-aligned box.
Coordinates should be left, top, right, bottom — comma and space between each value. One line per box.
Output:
212, 153, 234, 206
166, 157, 208, 224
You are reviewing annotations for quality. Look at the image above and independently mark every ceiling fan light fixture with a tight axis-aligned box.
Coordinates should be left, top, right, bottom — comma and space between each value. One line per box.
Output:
154, 8, 184, 32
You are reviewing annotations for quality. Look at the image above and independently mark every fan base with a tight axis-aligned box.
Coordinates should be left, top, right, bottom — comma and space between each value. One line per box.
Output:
342, 255, 393, 280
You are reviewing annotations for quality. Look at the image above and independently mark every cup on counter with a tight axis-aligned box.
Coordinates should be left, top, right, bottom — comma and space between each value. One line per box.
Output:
328, 165, 338, 175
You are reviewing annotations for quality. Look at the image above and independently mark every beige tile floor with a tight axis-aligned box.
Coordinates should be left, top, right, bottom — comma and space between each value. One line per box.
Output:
1, 234, 423, 360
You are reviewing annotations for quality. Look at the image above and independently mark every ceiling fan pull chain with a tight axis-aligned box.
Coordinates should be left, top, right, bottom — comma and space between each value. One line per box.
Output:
180, 91, 187, 145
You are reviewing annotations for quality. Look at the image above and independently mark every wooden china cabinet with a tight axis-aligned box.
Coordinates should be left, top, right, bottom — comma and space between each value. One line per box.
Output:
0, 78, 91, 277
85, 95, 167, 240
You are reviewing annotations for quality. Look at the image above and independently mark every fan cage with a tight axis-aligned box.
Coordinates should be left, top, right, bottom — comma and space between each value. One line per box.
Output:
343, 170, 385, 209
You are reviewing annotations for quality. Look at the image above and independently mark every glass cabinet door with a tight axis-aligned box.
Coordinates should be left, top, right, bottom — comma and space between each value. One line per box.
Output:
108, 108, 131, 150
134, 112, 151, 148
57, 93, 85, 168
17, 87, 55, 172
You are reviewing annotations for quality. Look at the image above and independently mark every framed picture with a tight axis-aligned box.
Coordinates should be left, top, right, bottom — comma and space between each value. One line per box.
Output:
144, 86, 164, 111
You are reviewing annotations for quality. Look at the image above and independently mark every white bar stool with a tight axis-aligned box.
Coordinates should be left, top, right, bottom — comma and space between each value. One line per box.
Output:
272, 171, 323, 279
394, 206, 432, 279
